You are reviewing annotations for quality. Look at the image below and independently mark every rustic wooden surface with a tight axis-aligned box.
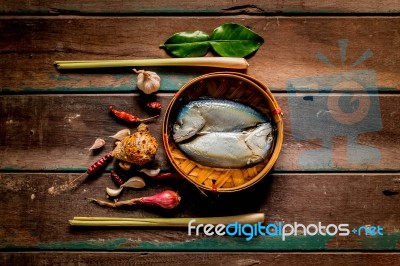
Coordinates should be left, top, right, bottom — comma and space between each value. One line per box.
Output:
1, 1, 400, 265
1, 172, 399, 250
1, 17, 399, 93
2, 252, 400, 265
2, 252, 396, 266
1, 0, 399, 14
1, 94, 399, 171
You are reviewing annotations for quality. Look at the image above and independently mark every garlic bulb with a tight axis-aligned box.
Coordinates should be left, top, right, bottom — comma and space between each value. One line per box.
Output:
133, 69, 161, 94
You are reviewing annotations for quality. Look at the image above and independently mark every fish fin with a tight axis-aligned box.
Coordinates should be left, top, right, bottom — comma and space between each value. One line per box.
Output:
247, 155, 262, 165
197, 130, 212, 135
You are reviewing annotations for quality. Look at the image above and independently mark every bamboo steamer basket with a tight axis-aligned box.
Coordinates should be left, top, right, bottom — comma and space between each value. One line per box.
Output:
163, 72, 283, 192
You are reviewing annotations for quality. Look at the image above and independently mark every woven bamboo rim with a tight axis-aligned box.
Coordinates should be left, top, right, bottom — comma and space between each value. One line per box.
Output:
163, 72, 283, 192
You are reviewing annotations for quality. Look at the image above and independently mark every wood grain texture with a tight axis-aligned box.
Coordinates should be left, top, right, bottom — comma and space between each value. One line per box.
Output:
0, 173, 399, 250
0, 0, 399, 14
1, 94, 399, 171
0, 17, 399, 92
2, 252, 400, 266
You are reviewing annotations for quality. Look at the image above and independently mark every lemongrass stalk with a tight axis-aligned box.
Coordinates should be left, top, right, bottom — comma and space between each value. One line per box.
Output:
55, 57, 249, 70
69, 213, 264, 227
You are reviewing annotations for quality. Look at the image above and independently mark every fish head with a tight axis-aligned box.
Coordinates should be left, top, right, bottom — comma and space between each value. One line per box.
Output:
172, 108, 206, 143
244, 123, 274, 164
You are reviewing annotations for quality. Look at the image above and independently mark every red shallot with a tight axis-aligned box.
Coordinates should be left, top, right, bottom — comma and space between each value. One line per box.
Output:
88, 190, 181, 209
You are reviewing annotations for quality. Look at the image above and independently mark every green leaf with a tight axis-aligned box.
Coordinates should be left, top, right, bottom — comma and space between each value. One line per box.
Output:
160, 30, 210, 57
159, 24, 264, 58
210, 23, 264, 57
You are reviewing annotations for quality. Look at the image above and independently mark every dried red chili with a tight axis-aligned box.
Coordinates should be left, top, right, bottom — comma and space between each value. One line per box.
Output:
109, 105, 158, 123
110, 170, 124, 187
146, 101, 161, 111
70, 152, 113, 185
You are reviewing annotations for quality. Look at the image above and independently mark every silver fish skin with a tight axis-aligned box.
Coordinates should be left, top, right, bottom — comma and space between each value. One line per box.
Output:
172, 99, 267, 142
177, 123, 274, 168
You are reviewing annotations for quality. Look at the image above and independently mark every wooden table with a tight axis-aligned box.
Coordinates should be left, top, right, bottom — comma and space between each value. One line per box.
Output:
1, 1, 399, 265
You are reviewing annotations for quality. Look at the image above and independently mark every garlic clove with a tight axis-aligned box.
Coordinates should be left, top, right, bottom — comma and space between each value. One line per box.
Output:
89, 138, 105, 151
140, 167, 161, 177
106, 187, 124, 197
109, 129, 130, 141
133, 69, 161, 94
121, 176, 146, 189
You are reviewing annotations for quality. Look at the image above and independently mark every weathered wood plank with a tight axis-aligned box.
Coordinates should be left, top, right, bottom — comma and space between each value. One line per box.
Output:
0, 0, 399, 14
0, 17, 399, 92
1, 94, 399, 171
2, 252, 400, 266
0, 173, 399, 250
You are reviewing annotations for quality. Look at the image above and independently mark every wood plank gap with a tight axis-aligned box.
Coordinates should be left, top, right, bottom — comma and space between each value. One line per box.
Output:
269, 170, 400, 174
0, 12, 400, 17
2, 90, 400, 96
1, 15, 400, 20
1, 170, 399, 175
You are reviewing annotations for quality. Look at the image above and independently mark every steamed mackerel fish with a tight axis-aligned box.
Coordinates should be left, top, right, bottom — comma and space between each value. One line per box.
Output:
179, 123, 274, 168
172, 99, 267, 142
172, 99, 275, 168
